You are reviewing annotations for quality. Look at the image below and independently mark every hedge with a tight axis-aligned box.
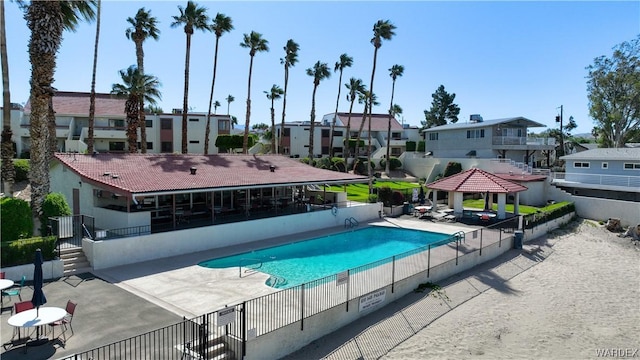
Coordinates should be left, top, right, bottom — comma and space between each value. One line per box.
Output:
0, 197, 33, 241
14, 159, 30, 182
0, 236, 57, 267
523, 202, 575, 230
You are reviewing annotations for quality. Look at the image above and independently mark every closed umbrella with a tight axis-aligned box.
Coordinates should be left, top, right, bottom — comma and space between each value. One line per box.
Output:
30, 248, 47, 345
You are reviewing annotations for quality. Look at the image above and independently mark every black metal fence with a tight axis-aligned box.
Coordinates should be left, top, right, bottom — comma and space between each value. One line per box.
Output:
62, 218, 518, 360
49, 214, 95, 251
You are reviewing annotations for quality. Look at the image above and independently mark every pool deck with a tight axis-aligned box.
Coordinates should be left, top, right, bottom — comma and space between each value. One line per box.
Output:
94, 217, 479, 319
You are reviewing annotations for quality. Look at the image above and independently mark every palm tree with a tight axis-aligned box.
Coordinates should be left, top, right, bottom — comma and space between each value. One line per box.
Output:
204, 13, 233, 155
240, 31, 269, 154
231, 115, 238, 129
87, 0, 101, 155
213, 100, 221, 113
126, 7, 160, 154
385, 64, 404, 174
353, 90, 378, 171
329, 53, 353, 158
26, 0, 96, 235
306, 61, 331, 160
225, 94, 234, 115
367, 19, 396, 192
343, 77, 365, 170
1, 0, 15, 196
111, 65, 161, 153
171, 1, 210, 154
279, 39, 299, 154
264, 84, 284, 153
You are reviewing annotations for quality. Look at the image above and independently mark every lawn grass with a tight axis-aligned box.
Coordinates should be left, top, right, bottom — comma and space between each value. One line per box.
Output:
462, 199, 572, 215
326, 181, 421, 203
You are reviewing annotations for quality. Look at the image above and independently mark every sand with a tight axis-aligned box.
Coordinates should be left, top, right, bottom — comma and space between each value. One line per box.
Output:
381, 220, 640, 360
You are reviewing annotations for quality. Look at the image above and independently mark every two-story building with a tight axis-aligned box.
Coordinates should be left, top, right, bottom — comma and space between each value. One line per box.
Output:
10, 91, 232, 156
274, 112, 421, 159
421, 115, 555, 166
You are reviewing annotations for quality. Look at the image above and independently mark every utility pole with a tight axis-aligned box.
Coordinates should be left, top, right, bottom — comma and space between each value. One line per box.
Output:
556, 105, 564, 158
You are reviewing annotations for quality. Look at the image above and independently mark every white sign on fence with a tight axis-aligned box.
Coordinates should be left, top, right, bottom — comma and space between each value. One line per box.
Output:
336, 271, 349, 286
359, 289, 386, 312
217, 306, 235, 327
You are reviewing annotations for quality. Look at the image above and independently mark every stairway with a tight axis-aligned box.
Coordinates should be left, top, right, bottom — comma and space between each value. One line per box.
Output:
178, 335, 237, 360
59, 247, 92, 276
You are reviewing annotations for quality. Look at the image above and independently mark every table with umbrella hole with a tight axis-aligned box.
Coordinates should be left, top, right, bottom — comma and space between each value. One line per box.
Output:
8, 307, 67, 346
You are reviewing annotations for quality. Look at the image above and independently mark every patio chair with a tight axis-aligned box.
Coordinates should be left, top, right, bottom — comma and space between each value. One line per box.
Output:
2, 275, 26, 303
4, 301, 35, 349
49, 300, 77, 342
0, 272, 5, 279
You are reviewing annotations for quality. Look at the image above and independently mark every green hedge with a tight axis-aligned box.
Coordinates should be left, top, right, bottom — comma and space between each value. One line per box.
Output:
443, 161, 462, 178
417, 141, 425, 152
0, 236, 57, 267
523, 202, 575, 229
40, 193, 71, 236
406, 141, 416, 152
379, 157, 402, 170
14, 159, 30, 182
1, 197, 33, 241
215, 134, 255, 152
354, 158, 374, 175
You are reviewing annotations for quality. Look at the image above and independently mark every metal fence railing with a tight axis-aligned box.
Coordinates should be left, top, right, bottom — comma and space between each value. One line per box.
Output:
63, 217, 519, 360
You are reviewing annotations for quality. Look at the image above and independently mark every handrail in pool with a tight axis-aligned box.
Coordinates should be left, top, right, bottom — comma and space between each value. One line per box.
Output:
239, 258, 263, 278
344, 217, 359, 228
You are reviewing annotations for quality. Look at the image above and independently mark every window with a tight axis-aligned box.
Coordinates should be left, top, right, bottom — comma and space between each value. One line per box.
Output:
466, 129, 485, 138
321, 129, 330, 137
321, 146, 329, 155
161, 142, 173, 153
283, 128, 290, 137
136, 142, 153, 150
573, 162, 590, 168
161, 118, 172, 130
391, 132, 401, 140
601, 162, 608, 169
391, 148, 402, 156
623, 163, 640, 170
109, 142, 125, 151
145, 120, 153, 128
189, 118, 199, 122
189, 140, 200, 144
110, 119, 124, 128
218, 120, 230, 131
334, 130, 343, 137
428, 133, 438, 141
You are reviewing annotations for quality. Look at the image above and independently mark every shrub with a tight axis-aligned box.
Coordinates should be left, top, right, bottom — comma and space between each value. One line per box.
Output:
14, 159, 30, 182
331, 157, 346, 172
417, 141, 425, 152
300, 157, 316, 167
443, 162, 462, 178
41, 193, 72, 235
406, 141, 416, 152
0, 236, 57, 267
368, 194, 378, 203
391, 190, 405, 206
354, 158, 374, 175
378, 186, 392, 206
0, 197, 33, 241
389, 157, 402, 170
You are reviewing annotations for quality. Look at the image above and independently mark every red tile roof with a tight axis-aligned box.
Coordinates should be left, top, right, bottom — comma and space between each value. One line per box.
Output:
24, 91, 126, 117
427, 168, 528, 193
336, 113, 403, 132
54, 153, 368, 197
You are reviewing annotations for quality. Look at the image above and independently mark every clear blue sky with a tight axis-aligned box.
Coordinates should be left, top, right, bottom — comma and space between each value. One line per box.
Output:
4, 1, 639, 135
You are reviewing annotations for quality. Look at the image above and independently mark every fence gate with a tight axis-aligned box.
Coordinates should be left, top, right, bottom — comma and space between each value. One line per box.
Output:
49, 214, 95, 250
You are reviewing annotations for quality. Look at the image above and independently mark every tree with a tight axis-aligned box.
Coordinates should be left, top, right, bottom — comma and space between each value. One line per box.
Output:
171, 1, 210, 154
279, 39, 299, 153
264, 84, 283, 153
87, 0, 101, 155
145, 105, 163, 114
111, 65, 161, 153
126, 7, 160, 154
225, 94, 234, 115
330, 53, 353, 157
385, 64, 403, 174
26, 0, 96, 235
343, 78, 365, 169
367, 19, 396, 192
240, 31, 269, 153
231, 115, 238, 129
353, 89, 378, 168
204, 13, 233, 155
306, 61, 331, 160
423, 85, 461, 128
213, 100, 221, 113
586, 36, 640, 148
1, 0, 15, 196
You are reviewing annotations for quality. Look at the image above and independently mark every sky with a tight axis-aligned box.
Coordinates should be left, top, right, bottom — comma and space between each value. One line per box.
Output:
3, 1, 639, 135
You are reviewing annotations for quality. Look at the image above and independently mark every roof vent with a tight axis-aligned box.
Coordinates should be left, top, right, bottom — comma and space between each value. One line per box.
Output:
190, 167, 197, 175
269, 165, 276, 172
111, 174, 119, 179
103, 172, 111, 176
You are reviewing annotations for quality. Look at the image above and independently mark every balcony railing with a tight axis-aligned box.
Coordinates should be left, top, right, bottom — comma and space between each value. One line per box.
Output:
492, 136, 556, 146
554, 172, 640, 189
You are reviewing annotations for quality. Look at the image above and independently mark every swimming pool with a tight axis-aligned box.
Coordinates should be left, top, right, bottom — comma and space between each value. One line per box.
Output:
198, 226, 452, 289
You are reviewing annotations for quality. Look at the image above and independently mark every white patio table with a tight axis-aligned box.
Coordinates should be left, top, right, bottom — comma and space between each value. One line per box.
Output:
8, 306, 67, 346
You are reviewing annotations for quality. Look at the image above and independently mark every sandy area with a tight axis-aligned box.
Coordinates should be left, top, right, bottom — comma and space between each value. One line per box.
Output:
381, 220, 640, 359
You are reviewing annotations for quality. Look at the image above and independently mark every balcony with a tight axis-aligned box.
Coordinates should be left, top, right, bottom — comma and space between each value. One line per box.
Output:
492, 136, 556, 150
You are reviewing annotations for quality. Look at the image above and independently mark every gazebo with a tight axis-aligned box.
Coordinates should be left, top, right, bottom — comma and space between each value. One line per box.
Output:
427, 168, 528, 219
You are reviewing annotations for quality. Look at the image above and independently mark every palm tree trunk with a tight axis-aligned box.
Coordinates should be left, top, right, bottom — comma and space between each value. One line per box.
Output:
181, 34, 192, 154
243, 56, 254, 154
330, 70, 344, 158
205, 36, 221, 155
27, 1, 64, 235
367, 48, 379, 194
308, 85, 318, 160
1, 0, 15, 196
280, 66, 289, 154
270, 100, 275, 153
126, 98, 139, 152
344, 100, 355, 172
353, 103, 368, 171
385, 79, 396, 174
47, 97, 56, 160
88, 0, 101, 155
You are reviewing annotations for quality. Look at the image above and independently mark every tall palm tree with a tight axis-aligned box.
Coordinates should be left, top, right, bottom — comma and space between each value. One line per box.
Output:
385, 64, 404, 174
171, 1, 209, 154
26, 0, 96, 235
343, 77, 365, 170
111, 65, 161, 153
353, 90, 378, 171
279, 39, 299, 154
213, 100, 221, 113
329, 53, 353, 158
225, 94, 234, 115
87, 0, 101, 155
204, 13, 233, 155
264, 84, 283, 153
1, 0, 15, 196
240, 31, 269, 154
306, 61, 331, 160
367, 19, 396, 192
126, 7, 160, 154
231, 115, 238, 129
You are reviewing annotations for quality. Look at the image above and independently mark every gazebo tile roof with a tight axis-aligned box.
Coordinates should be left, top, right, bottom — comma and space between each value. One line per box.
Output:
427, 168, 528, 193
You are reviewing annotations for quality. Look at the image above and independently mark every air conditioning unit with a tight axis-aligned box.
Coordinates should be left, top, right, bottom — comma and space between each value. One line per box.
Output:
172, 108, 183, 114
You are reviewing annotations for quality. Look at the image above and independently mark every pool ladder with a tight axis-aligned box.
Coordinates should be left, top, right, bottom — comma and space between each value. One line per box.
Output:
239, 258, 262, 278
344, 217, 359, 229
453, 231, 465, 244
267, 274, 288, 288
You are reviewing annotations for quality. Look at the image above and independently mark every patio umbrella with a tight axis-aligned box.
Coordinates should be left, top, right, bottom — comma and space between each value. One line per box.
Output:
31, 248, 47, 316
484, 192, 491, 211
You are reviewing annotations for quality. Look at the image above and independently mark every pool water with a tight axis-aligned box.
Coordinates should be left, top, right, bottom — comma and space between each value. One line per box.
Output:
198, 226, 450, 289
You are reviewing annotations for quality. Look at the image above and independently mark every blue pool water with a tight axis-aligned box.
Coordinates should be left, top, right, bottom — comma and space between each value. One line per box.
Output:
198, 227, 451, 289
